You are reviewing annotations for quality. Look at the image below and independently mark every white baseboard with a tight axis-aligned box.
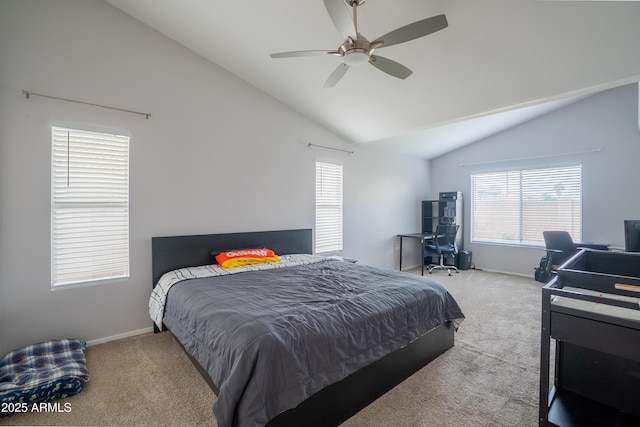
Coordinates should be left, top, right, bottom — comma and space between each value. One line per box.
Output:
478, 267, 534, 279
400, 263, 421, 271
405, 263, 534, 279
86, 326, 154, 347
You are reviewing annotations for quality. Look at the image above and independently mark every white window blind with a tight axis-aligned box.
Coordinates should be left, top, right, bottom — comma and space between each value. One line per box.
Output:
315, 162, 343, 253
471, 165, 582, 246
51, 126, 130, 287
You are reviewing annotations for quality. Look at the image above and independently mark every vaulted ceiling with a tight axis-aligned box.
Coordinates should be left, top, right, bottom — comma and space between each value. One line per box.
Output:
106, 0, 640, 158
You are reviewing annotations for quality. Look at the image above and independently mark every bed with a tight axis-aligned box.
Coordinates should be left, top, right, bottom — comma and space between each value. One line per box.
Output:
539, 249, 640, 427
150, 228, 464, 427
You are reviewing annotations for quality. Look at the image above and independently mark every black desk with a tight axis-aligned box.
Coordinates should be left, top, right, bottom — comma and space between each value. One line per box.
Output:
397, 233, 435, 276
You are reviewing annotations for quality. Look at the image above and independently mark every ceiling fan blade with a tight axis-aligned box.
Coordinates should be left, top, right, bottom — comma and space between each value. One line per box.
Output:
369, 55, 413, 80
324, 63, 349, 88
270, 50, 336, 58
323, 0, 357, 39
372, 14, 448, 49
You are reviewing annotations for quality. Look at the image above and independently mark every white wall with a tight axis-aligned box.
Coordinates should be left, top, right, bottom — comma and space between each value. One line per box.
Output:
429, 84, 640, 276
0, 0, 429, 355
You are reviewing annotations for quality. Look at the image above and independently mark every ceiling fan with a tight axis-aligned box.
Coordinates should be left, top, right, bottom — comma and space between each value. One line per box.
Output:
270, 0, 448, 87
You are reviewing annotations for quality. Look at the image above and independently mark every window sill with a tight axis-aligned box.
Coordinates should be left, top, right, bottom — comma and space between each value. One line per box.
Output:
470, 240, 544, 250
51, 275, 129, 291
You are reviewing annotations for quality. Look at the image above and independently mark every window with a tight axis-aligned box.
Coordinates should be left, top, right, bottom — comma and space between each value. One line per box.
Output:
471, 165, 582, 246
315, 161, 343, 253
51, 126, 130, 287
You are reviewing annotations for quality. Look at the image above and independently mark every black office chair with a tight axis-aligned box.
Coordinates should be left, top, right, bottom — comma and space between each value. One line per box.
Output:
535, 231, 609, 282
543, 230, 609, 268
424, 224, 460, 276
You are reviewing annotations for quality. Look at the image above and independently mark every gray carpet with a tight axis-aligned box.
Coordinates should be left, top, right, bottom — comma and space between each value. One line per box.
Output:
1, 268, 543, 426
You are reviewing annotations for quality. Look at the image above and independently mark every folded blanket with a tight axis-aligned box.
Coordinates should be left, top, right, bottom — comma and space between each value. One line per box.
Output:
0, 339, 89, 412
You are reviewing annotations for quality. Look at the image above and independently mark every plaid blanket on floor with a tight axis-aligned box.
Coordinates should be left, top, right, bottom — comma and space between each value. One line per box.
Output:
0, 339, 89, 409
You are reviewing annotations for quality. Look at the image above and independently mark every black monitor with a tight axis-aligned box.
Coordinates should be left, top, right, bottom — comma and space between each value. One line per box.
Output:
624, 220, 640, 252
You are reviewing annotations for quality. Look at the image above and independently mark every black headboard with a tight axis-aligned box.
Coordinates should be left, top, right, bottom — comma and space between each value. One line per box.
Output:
151, 228, 312, 286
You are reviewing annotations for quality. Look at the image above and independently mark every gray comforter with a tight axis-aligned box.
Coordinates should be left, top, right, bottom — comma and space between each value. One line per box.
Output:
162, 259, 464, 427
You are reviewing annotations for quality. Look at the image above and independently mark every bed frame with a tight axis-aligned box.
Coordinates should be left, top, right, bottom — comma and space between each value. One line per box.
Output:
539, 249, 640, 427
152, 228, 455, 426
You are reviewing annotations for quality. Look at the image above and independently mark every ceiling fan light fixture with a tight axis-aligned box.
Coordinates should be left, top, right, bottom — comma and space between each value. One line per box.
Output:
342, 49, 369, 66
270, 1, 448, 86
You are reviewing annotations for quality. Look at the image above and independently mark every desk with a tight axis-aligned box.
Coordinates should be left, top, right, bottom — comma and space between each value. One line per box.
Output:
397, 233, 435, 276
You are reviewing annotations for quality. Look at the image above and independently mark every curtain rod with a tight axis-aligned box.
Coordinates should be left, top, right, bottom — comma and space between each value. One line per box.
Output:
459, 148, 601, 167
22, 90, 151, 119
308, 143, 354, 155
